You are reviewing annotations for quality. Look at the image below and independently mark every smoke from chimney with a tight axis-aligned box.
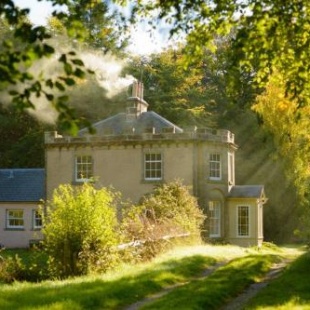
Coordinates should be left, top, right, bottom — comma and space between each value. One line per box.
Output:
1, 48, 136, 124
81, 52, 135, 98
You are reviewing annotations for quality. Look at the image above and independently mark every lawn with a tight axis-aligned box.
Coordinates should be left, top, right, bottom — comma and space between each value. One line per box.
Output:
243, 250, 310, 310
0, 243, 306, 310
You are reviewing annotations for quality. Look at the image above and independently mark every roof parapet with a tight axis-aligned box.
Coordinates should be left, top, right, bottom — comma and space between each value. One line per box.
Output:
44, 127, 235, 145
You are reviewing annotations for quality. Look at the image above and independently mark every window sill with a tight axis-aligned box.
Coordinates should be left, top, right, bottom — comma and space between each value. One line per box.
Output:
72, 180, 94, 185
209, 178, 222, 181
141, 179, 163, 184
5, 228, 25, 231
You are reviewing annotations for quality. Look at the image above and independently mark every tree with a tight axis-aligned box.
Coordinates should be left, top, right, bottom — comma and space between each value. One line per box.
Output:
0, 106, 47, 167
0, 0, 126, 135
252, 73, 310, 241
126, 50, 217, 128
64, 0, 127, 53
123, 0, 310, 106
252, 73, 310, 198
2, 0, 310, 132
42, 183, 120, 278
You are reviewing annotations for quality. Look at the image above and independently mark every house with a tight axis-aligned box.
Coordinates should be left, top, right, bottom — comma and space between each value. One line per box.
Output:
0, 169, 44, 248
44, 81, 267, 247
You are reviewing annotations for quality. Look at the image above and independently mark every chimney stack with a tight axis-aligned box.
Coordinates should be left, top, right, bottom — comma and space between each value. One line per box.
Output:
127, 81, 149, 118
132, 81, 144, 100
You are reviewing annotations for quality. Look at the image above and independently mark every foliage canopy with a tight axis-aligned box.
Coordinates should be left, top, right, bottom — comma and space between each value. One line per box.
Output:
0, 0, 126, 134
2, 0, 310, 131
123, 0, 310, 106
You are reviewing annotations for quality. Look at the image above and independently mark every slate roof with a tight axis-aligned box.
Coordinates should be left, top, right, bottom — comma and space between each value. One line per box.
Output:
228, 185, 265, 198
0, 169, 45, 202
79, 111, 183, 136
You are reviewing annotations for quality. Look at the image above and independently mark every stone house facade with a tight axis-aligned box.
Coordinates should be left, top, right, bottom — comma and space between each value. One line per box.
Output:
44, 81, 267, 247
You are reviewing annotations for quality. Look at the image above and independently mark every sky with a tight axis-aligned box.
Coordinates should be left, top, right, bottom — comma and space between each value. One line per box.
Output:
13, 0, 169, 55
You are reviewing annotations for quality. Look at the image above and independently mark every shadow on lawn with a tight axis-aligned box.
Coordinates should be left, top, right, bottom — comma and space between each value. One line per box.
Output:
243, 251, 310, 309
139, 254, 282, 310
0, 255, 216, 310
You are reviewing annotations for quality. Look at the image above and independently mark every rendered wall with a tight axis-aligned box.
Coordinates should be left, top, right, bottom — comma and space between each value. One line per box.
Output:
46, 142, 195, 203
0, 203, 42, 248
227, 198, 263, 247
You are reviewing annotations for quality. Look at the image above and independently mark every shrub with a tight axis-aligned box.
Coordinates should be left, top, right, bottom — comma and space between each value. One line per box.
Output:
121, 180, 205, 260
0, 249, 48, 283
42, 183, 120, 278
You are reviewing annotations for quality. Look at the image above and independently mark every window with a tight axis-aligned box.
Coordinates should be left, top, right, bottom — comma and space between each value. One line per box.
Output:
33, 210, 42, 229
228, 152, 235, 185
209, 201, 221, 237
237, 206, 249, 237
144, 153, 162, 180
209, 153, 221, 180
7, 210, 24, 229
75, 155, 93, 182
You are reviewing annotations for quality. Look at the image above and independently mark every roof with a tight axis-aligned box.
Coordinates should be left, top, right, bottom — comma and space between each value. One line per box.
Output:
0, 169, 45, 202
79, 111, 183, 136
228, 185, 265, 199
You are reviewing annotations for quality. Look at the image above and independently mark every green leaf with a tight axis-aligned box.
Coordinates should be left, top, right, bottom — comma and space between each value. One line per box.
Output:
73, 68, 85, 78
45, 93, 54, 101
59, 54, 67, 63
71, 59, 84, 66
64, 63, 73, 75
45, 79, 54, 88
61, 77, 76, 86
43, 44, 55, 55
55, 81, 65, 91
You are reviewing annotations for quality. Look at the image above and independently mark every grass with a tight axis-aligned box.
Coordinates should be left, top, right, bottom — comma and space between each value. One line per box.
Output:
141, 254, 281, 309
243, 251, 310, 310
0, 243, 305, 310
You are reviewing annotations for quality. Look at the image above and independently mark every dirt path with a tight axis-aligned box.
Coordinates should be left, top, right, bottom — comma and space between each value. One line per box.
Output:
221, 259, 291, 310
125, 261, 227, 310
124, 258, 291, 310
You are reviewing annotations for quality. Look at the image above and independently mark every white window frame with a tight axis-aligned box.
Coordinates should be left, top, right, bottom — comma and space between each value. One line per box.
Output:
144, 152, 162, 181
209, 153, 221, 180
75, 155, 93, 182
228, 152, 235, 185
209, 201, 221, 237
237, 205, 250, 237
6, 209, 24, 229
32, 209, 42, 230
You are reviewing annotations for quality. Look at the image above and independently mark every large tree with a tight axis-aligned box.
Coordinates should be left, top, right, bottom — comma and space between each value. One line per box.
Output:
64, 0, 127, 53
123, 0, 310, 105
0, 0, 126, 134
2, 0, 310, 131
126, 50, 215, 127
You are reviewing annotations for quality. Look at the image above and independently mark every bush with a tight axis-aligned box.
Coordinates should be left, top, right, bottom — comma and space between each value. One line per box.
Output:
121, 180, 205, 260
42, 183, 120, 278
0, 249, 48, 283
